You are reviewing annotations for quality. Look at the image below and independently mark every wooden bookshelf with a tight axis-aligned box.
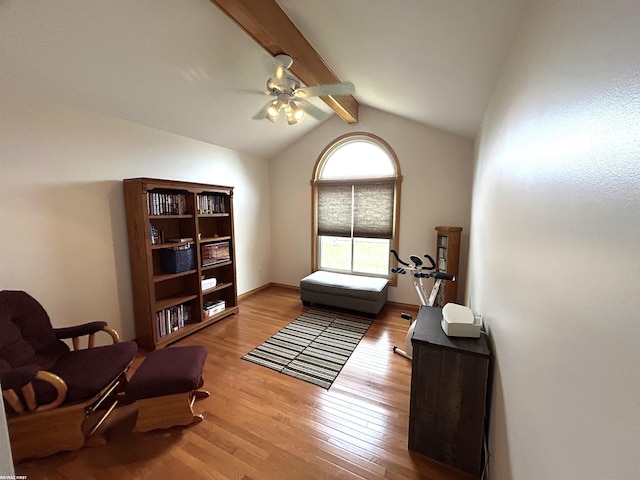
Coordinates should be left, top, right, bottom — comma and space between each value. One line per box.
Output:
123, 177, 238, 350
434, 226, 462, 307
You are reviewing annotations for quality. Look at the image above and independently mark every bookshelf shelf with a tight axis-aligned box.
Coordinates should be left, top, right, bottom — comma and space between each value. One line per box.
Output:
153, 270, 197, 283
198, 213, 230, 218
201, 260, 233, 272
199, 235, 231, 244
151, 241, 194, 250
434, 226, 462, 307
202, 282, 233, 296
149, 214, 193, 220
124, 177, 238, 350
155, 294, 199, 312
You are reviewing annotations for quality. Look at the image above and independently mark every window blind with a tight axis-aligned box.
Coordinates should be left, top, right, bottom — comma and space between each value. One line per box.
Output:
317, 184, 353, 237
353, 183, 394, 238
317, 182, 394, 239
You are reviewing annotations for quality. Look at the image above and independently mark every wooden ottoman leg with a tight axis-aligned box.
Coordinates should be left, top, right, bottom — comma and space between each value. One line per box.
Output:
134, 391, 203, 433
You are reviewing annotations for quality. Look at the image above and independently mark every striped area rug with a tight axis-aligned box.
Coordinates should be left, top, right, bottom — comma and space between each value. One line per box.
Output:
242, 309, 373, 389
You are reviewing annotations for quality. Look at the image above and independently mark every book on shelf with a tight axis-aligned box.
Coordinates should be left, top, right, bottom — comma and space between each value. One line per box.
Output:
156, 303, 191, 338
167, 237, 193, 243
203, 300, 225, 318
147, 192, 188, 216
150, 224, 162, 245
197, 193, 226, 215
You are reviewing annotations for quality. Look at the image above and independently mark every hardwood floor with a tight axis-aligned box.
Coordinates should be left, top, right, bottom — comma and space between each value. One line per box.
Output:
14, 286, 475, 480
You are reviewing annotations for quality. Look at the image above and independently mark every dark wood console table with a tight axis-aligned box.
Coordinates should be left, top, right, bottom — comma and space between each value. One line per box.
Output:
409, 306, 491, 477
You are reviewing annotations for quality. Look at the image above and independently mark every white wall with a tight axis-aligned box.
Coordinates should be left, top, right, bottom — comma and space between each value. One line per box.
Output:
0, 88, 272, 341
269, 105, 474, 305
0, 388, 13, 475
468, 1, 640, 479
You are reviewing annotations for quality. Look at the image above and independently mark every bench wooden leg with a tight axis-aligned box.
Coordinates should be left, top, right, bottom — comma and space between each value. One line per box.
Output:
133, 391, 203, 433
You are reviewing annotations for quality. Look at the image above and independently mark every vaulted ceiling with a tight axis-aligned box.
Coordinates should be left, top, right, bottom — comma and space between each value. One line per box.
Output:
0, 0, 528, 159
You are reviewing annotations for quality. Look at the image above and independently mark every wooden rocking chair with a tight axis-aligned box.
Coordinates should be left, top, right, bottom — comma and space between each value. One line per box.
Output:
0, 290, 137, 462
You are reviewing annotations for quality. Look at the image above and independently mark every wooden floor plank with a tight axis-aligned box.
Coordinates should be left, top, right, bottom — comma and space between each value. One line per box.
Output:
13, 285, 475, 480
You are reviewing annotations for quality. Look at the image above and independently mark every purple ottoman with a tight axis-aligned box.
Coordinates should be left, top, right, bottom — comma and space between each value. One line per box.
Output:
125, 345, 210, 432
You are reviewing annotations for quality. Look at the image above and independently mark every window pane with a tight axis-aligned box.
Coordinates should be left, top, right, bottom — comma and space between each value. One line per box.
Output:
320, 140, 395, 179
353, 238, 390, 275
319, 236, 352, 271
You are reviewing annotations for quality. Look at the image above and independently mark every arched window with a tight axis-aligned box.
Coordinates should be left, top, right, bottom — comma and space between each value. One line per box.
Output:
311, 133, 402, 280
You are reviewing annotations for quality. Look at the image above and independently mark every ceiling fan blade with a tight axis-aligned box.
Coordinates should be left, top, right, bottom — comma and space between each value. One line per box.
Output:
230, 87, 271, 97
252, 102, 270, 120
297, 99, 330, 121
295, 82, 355, 99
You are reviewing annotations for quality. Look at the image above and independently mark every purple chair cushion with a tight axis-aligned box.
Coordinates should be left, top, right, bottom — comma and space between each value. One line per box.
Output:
32, 341, 74, 371
0, 291, 71, 375
0, 291, 62, 354
125, 345, 207, 403
42, 340, 138, 403
0, 319, 36, 368
0, 362, 39, 390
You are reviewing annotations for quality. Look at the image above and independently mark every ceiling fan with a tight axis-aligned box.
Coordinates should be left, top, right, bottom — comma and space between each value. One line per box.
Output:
253, 54, 355, 125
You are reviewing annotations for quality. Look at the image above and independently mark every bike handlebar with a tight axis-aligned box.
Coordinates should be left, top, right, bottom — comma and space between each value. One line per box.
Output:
390, 249, 409, 267
391, 249, 453, 280
415, 271, 455, 281
390, 249, 436, 271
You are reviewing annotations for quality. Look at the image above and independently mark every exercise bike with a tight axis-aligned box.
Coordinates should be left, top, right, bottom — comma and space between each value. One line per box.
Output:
390, 249, 455, 360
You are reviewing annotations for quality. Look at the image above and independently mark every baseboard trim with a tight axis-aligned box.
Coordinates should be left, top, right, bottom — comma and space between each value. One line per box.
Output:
385, 301, 420, 311
238, 282, 300, 302
269, 283, 300, 291
237, 284, 271, 301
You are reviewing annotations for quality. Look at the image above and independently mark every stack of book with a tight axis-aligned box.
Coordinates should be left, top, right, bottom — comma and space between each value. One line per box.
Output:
156, 304, 191, 337
203, 300, 225, 318
147, 192, 188, 216
197, 194, 225, 214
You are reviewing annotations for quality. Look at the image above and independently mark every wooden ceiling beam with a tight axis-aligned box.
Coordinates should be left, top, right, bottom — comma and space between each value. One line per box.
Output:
210, 0, 359, 123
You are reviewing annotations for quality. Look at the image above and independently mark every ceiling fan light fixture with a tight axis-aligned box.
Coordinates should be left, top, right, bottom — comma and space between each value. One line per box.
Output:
284, 103, 297, 125
266, 99, 282, 122
286, 100, 304, 121
265, 109, 277, 123
267, 99, 282, 116
290, 101, 304, 121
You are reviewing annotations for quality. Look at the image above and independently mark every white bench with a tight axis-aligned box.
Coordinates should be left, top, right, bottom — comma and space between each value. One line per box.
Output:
300, 271, 388, 318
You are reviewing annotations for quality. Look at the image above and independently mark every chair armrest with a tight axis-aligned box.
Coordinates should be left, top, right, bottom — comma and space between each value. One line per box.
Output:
1, 369, 67, 414
54, 322, 121, 349
54, 321, 108, 339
